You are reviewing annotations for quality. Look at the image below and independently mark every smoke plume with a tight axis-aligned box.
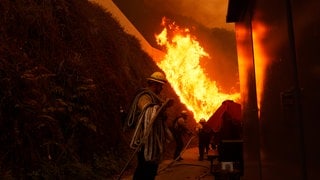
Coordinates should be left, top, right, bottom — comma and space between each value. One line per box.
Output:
144, 0, 234, 30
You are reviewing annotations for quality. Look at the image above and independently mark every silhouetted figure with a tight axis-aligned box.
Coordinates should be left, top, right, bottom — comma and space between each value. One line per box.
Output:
172, 110, 192, 161
197, 118, 213, 161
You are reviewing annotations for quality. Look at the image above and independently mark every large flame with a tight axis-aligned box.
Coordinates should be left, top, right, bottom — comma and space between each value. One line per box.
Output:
155, 18, 240, 122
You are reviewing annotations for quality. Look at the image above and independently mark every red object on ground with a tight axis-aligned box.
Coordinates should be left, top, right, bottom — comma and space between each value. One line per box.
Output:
207, 100, 241, 132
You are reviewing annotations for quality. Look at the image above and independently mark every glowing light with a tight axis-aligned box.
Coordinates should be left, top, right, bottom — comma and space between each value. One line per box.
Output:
252, 22, 269, 117
235, 24, 253, 105
155, 17, 240, 122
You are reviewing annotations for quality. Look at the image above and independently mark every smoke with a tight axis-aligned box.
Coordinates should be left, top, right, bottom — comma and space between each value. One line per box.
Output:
144, 0, 234, 30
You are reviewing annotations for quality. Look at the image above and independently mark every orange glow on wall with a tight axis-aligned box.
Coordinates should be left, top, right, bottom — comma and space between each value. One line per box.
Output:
235, 24, 252, 104
252, 21, 269, 116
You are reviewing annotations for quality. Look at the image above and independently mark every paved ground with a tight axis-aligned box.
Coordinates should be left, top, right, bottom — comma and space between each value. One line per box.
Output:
120, 147, 217, 180
156, 147, 216, 180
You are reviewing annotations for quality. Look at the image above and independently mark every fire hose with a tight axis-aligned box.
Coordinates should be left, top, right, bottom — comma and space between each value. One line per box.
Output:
157, 135, 211, 179
157, 134, 196, 173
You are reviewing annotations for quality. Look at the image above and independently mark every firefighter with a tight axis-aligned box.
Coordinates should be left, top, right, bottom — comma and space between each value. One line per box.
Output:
197, 118, 213, 161
172, 110, 192, 161
126, 71, 173, 180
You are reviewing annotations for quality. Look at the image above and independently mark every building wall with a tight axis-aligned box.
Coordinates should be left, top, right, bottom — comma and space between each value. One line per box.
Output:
235, 0, 320, 179
235, 15, 261, 180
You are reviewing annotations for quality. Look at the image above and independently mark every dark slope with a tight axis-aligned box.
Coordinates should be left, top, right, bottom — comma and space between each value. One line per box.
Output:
0, 0, 183, 178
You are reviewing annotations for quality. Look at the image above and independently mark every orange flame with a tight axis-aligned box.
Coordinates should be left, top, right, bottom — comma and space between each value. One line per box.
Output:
155, 18, 240, 122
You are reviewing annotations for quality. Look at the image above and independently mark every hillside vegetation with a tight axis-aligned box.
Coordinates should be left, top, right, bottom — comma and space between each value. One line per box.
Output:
0, 0, 183, 179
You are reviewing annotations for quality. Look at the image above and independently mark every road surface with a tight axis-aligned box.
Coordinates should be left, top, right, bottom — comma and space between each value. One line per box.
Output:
120, 147, 217, 180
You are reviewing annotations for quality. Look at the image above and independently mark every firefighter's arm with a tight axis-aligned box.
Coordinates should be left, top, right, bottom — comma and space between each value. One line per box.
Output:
178, 118, 193, 135
164, 98, 174, 108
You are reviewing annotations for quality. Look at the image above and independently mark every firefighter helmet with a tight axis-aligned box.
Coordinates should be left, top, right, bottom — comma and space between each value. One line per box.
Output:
147, 71, 167, 84
181, 110, 188, 115
199, 118, 206, 123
